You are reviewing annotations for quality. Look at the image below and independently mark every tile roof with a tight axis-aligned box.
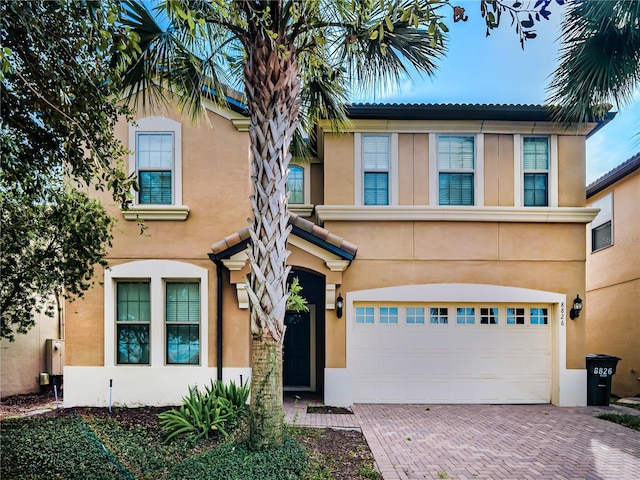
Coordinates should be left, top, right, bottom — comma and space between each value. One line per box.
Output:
210, 212, 357, 258
586, 152, 640, 198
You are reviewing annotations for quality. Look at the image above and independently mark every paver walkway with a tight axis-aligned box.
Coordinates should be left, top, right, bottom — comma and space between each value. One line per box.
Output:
284, 399, 640, 480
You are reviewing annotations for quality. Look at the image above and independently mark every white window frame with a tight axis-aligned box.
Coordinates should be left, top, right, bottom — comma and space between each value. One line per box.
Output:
165, 281, 202, 365
589, 192, 613, 252
429, 133, 484, 206
104, 260, 208, 367
514, 134, 558, 208
287, 163, 314, 216
123, 116, 189, 221
354, 133, 398, 206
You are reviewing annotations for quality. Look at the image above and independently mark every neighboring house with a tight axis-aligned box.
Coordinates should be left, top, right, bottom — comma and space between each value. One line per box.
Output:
585, 153, 640, 398
63, 99, 612, 408
1, 302, 63, 398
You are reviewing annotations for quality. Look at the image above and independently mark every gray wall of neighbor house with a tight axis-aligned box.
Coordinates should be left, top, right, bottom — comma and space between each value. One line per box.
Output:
1, 309, 61, 397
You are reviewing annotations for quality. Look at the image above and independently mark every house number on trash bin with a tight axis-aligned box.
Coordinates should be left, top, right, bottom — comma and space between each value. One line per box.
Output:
594, 367, 613, 376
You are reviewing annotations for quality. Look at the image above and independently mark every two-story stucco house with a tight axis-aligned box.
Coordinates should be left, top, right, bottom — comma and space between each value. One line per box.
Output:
63, 99, 612, 408
585, 153, 640, 398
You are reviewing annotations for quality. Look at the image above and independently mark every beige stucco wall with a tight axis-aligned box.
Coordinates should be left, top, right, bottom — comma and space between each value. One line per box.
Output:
325, 220, 587, 369
322, 130, 587, 208
324, 133, 354, 205
484, 134, 514, 207
66, 105, 253, 369
558, 136, 587, 207
1, 306, 60, 397
586, 170, 640, 396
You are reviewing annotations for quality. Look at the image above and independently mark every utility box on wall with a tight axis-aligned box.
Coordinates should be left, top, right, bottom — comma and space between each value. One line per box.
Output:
46, 339, 65, 376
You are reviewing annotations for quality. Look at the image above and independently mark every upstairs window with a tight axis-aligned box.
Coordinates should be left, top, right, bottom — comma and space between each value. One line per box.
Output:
590, 192, 613, 252
287, 165, 304, 204
362, 134, 390, 205
137, 133, 174, 204
127, 117, 186, 217
523, 137, 549, 207
438, 135, 475, 205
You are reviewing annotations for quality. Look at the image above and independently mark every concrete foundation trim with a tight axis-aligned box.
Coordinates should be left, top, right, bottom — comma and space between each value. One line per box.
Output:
64, 366, 219, 407
324, 368, 353, 408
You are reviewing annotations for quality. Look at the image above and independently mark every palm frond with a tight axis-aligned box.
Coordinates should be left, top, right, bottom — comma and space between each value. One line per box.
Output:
548, 0, 640, 124
120, 0, 242, 121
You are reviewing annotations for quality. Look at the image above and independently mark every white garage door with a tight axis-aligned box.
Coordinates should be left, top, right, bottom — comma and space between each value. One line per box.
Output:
351, 303, 551, 403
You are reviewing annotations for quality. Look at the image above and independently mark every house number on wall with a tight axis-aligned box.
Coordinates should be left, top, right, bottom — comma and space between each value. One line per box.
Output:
560, 302, 565, 326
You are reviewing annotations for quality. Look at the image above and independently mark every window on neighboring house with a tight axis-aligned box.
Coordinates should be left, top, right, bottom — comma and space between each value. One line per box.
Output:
590, 192, 613, 252
438, 135, 475, 205
166, 282, 200, 364
523, 137, 549, 206
362, 134, 390, 205
116, 282, 151, 364
287, 165, 304, 204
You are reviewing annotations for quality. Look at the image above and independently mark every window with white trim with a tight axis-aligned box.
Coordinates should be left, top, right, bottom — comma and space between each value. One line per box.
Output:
379, 307, 398, 324
355, 306, 375, 324
456, 307, 475, 325
116, 281, 151, 364
529, 307, 548, 325
106, 260, 207, 367
287, 165, 304, 204
406, 307, 425, 324
430, 307, 449, 324
125, 117, 188, 220
362, 134, 390, 205
137, 133, 174, 204
523, 137, 549, 207
506, 307, 525, 325
166, 282, 200, 364
438, 135, 475, 205
480, 307, 499, 325
590, 192, 613, 252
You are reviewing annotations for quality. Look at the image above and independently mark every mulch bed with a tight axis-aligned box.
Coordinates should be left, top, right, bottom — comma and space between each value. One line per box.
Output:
307, 405, 354, 414
1, 391, 380, 479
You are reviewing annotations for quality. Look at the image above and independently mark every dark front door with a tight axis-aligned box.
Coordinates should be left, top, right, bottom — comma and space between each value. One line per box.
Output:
283, 311, 311, 388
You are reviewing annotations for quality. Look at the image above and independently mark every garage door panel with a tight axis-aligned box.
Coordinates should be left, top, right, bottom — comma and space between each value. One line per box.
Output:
351, 303, 552, 404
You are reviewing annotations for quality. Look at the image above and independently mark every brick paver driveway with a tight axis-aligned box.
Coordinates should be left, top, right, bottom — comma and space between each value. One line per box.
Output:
285, 401, 640, 480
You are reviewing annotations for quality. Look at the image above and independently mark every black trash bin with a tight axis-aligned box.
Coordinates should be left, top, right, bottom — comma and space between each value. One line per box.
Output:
585, 354, 621, 406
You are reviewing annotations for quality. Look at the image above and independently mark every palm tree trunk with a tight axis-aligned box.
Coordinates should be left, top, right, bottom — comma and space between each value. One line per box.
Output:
249, 337, 284, 449
243, 21, 301, 449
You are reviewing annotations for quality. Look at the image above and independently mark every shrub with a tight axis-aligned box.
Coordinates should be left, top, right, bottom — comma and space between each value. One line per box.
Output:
206, 379, 251, 413
158, 385, 235, 442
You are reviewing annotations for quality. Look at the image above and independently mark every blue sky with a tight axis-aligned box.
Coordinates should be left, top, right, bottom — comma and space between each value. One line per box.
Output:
353, 1, 640, 185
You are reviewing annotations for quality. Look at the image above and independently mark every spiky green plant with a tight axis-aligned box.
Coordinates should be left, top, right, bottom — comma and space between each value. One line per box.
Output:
158, 385, 234, 442
205, 379, 251, 413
